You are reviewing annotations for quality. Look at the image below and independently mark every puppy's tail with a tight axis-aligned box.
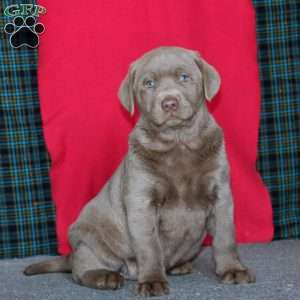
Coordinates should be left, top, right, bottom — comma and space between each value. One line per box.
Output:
24, 255, 71, 276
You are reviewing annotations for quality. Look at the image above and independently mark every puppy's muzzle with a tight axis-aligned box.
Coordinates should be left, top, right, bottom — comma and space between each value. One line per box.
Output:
161, 97, 179, 113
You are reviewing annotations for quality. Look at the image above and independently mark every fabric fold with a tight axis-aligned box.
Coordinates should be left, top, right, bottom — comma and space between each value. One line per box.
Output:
38, 0, 273, 254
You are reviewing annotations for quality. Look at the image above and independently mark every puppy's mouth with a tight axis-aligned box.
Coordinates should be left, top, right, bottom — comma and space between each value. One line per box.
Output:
164, 118, 184, 127
157, 111, 195, 128
148, 98, 197, 129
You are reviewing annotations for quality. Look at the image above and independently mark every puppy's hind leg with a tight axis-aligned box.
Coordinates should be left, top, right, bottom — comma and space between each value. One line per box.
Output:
72, 243, 124, 290
167, 262, 193, 276
80, 269, 124, 290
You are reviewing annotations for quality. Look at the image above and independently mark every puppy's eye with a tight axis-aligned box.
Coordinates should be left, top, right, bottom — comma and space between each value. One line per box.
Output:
179, 73, 190, 82
144, 79, 155, 88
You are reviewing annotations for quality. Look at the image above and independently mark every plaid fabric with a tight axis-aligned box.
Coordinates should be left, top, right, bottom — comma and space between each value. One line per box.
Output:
0, 0, 57, 258
253, 0, 300, 239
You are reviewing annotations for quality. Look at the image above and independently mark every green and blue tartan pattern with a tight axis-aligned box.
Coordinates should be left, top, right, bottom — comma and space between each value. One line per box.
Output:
0, 0, 57, 258
253, 0, 300, 239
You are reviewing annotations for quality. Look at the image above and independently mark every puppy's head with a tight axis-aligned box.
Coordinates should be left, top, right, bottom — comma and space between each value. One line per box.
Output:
119, 47, 220, 128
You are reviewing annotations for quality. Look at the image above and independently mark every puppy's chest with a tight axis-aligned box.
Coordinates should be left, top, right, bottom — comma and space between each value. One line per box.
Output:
152, 145, 218, 209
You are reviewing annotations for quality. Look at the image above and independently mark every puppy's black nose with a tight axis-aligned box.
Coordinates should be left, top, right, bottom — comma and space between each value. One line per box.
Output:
161, 97, 179, 112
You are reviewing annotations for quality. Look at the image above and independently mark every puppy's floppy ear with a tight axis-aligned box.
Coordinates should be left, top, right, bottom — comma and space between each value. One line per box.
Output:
118, 64, 136, 116
191, 51, 221, 101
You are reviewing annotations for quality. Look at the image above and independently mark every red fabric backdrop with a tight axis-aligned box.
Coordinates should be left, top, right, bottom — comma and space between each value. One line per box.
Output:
38, 0, 273, 254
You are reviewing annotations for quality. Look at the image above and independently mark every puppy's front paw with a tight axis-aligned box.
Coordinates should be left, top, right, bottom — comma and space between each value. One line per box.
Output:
221, 269, 255, 284
137, 281, 169, 297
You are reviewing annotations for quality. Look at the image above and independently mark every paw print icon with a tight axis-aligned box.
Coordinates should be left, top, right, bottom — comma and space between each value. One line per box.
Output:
4, 16, 45, 49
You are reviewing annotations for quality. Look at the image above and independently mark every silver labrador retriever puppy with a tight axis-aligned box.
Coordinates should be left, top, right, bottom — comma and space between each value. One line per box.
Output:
24, 47, 255, 297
